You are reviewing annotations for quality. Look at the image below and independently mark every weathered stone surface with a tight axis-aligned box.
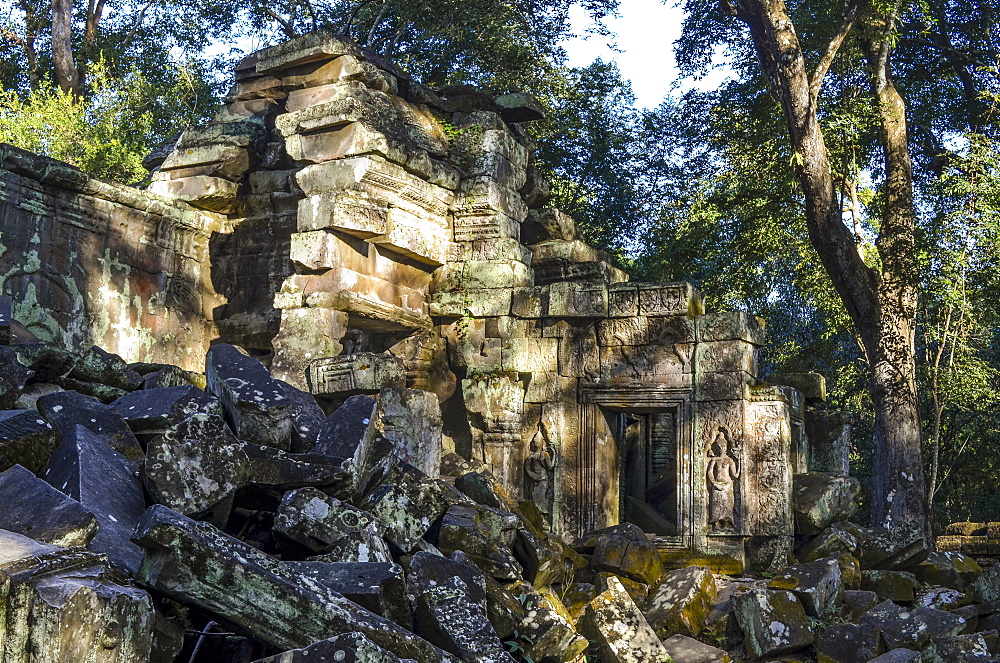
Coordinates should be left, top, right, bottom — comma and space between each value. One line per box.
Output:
15, 343, 78, 381
133, 505, 457, 661
860, 570, 919, 603
915, 586, 965, 610
0, 529, 154, 662
793, 472, 860, 536
494, 92, 545, 123
914, 633, 992, 662
590, 530, 664, 586
372, 387, 443, 476
277, 379, 327, 452
308, 526, 395, 564
0, 295, 10, 344
275, 487, 385, 553
271, 307, 350, 392
407, 551, 488, 607
0, 463, 98, 547
361, 474, 456, 553
39, 389, 144, 462
644, 565, 717, 638
286, 560, 410, 628
816, 622, 883, 663
661, 634, 732, 663
149, 173, 240, 212
841, 589, 880, 622
435, 504, 521, 581
869, 650, 920, 663
0, 346, 31, 408
972, 563, 1000, 603
206, 343, 294, 450
858, 524, 930, 571
69, 345, 143, 391
732, 588, 814, 660
43, 424, 146, 574
770, 557, 843, 617
860, 600, 966, 650
0, 409, 60, 473
580, 575, 671, 663
111, 383, 220, 440
797, 522, 859, 562
253, 632, 405, 663
414, 575, 515, 662
914, 551, 982, 591
514, 583, 589, 663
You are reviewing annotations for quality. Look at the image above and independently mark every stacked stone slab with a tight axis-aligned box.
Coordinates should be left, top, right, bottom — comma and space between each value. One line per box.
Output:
938, 521, 1000, 562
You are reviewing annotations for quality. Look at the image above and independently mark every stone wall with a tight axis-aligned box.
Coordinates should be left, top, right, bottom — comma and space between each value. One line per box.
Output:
0, 146, 225, 371
0, 30, 831, 571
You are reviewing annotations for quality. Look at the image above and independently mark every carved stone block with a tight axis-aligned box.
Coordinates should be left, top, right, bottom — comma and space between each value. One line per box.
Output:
453, 177, 528, 222
271, 307, 349, 390
696, 311, 766, 344
695, 340, 759, 375
501, 337, 559, 374
429, 289, 512, 317
511, 287, 547, 318
635, 282, 702, 317
547, 282, 608, 318
297, 191, 388, 236
432, 259, 532, 291
452, 212, 521, 243
307, 353, 406, 396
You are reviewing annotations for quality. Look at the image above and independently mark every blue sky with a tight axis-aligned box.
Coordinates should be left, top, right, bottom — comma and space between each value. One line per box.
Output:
562, 0, 732, 108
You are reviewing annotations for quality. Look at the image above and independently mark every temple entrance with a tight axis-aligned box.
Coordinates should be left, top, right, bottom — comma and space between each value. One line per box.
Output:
612, 411, 679, 536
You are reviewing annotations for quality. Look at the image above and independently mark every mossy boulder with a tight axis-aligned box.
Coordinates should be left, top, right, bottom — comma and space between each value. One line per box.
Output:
644, 565, 717, 638
732, 588, 814, 660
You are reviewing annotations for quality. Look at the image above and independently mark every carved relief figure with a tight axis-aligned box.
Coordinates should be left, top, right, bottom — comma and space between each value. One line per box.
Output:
524, 422, 556, 514
706, 428, 740, 533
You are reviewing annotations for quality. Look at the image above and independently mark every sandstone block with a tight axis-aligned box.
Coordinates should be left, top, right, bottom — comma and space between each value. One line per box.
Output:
308, 353, 406, 396
793, 472, 860, 536
661, 634, 732, 663
0, 463, 98, 547
581, 576, 671, 663
732, 588, 814, 660
860, 600, 966, 650
0, 409, 60, 474
253, 632, 404, 663
644, 565, 717, 638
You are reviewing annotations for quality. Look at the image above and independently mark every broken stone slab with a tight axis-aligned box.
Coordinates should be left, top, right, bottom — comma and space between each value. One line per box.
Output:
54, 375, 129, 403
0, 346, 31, 408
869, 650, 920, 663
513, 525, 575, 588
0, 409, 60, 473
253, 632, 405, 663
13, 382, 62, 410
644, 565, 717, 638
453, 470, 521, 514
277, 379, 326, 453
796, 521, 859, 562
595, 572, 648, 607
308, 352, 406, 396
139, 364, 202, 389
434, 504, 521, 581
15, 342, 78, 382
769, 557, 843, 618
111, 384, 222, 444
0, 463, 98, 547
38, 388, 144, 462
510, 582, 589, 663
493, 92, 545, 123
148, 173, 240, 212
914, 551, 982, 591
206, 343, 294, 450
69, 345, 143, 391
312, 394, 377, 459
361, 476, 460, 553
661, 634, 732, 663
0, 529, 154, 662
274, 487, 385, 553
815, 622, 883, 663
972, 563, 1000, 603
915, 586, 965, 610
284, 560, 411, 629
372, 387, 443, 477
580, 575, 672, 663
732, 587, 814, 660
858, 523, 930, 571
914, 633, 992, 662
860, 600, 967, 650
43, 425, 146, 575
860, 570, 919, 603
132, 504, 458, 661
842, 589, 880, 622
407, 551, 488, 611
414, 575, 515, 663
589, 529, 664, 587
793, 472, 860, 537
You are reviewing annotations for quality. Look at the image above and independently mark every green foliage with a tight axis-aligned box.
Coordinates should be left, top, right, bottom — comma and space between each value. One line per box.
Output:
0, 61, 216, 183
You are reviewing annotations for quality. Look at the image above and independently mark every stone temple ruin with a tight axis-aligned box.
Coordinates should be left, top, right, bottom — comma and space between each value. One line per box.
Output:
10, 30, 1000, 663
0, 30, 845, 575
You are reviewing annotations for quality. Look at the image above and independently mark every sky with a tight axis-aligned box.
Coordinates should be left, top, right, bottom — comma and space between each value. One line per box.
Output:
561, 0, 732, 109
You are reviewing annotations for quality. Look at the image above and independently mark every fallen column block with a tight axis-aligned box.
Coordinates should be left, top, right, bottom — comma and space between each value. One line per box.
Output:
133, 504, 459, 662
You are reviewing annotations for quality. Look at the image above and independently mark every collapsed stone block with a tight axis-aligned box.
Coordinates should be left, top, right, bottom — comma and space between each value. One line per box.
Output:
277, 379, 327, 452
274, 487, 385, 553
512, 583, 588, 663
285, 560, 411, 628
361, 475, 456, 553
815, 622, 883, 663
915, 633, 992, 662
796, 521, 859, 562
308, 352, 406, 396
580, 575, 672, 663
110, 384, 221, 446
858, 523, 930, 571
206, 343, 294, 450
0, 295, 9, 344
39, 389, 144, 462
913, 551, 982, 591
0, 530, 154, 662
0, 346, 31, 408
732, 587, 814, 660
43, 424, 146, 574
407, 550, 488, 609
15, 343, 77, 382
372, 387, 443, 476
644, 565, 717, 638
869, 650, 920, 663
769, 557, 842, 618
435, 504, 521, 581
661, 634, 732, 663
793, 472, 860, 536
307, 526, 395, 564
0, 409, 60, 474
69, 345, 143, 391
860, 600, 966, 650
590, 530, 664, 586
0, 463, 98, 547
860, 570, 919, 603
414, 575, 515, 663
133, 505, 457, 661
252, 632, 405, 663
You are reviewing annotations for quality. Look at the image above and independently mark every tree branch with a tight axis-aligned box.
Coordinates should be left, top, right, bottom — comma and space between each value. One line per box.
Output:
810, 0, 863, 102
262, 6, 298, 39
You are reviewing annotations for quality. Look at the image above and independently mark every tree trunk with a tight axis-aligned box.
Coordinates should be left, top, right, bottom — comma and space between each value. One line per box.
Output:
51, 0, 81, 94
729, 0, 928, 534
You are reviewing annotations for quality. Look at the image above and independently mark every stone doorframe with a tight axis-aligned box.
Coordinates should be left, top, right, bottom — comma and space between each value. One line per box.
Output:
574, 385, 693, 544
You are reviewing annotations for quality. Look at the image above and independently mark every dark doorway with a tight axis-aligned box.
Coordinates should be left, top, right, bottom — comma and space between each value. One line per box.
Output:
611, 410, 679, 535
